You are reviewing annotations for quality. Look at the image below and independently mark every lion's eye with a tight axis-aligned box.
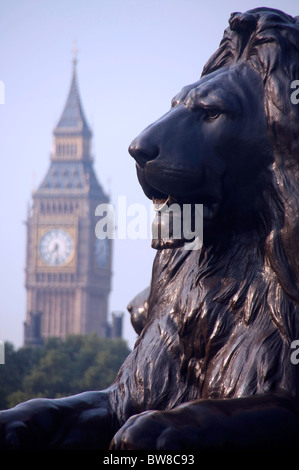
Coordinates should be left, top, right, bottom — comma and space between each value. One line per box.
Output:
204, 109, 221, 121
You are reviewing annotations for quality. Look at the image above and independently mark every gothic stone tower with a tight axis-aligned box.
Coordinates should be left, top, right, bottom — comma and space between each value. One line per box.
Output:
24, 59, 112, 345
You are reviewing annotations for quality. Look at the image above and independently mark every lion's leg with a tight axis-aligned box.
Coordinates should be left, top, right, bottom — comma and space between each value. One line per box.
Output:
0, 388, 119, 450
110, 392, 299, 450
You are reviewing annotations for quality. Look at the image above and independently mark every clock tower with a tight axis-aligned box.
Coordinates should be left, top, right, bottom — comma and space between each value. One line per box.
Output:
24, 58, 112, 345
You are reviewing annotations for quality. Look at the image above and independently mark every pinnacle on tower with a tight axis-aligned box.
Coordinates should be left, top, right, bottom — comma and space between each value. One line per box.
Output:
54, 56, 91, 138
52, 53, 92, 162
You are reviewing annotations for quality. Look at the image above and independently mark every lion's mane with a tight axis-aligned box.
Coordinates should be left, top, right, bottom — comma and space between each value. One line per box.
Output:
203, 8, 299, 309
113, 8, 299, 423
147, 7, 299, 401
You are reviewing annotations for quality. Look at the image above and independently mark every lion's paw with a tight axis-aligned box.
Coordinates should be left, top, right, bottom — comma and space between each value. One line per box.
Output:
0, 391, 115, 450
110, 409, 202, 450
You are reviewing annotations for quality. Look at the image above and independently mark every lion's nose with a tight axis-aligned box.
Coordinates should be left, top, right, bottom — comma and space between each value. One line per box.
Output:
128, 135, 159, 168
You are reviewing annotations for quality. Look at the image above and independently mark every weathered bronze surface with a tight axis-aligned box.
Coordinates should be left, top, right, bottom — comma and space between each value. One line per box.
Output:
1, 7, 299, 450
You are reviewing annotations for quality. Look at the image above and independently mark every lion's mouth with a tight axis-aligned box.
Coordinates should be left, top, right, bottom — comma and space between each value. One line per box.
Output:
151, 195, 218, 250
152, 196, 184, 250
135, 164, 220, 249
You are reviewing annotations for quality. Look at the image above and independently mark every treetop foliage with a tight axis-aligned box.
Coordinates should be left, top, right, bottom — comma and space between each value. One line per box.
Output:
0, 334, 131, 409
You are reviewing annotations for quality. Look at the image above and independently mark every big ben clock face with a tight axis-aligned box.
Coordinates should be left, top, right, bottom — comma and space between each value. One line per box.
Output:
39, 228, 74, 266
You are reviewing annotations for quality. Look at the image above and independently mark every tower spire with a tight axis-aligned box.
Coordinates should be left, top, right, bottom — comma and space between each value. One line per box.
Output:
52, 47, 92, 162
54, 46, 91, 138
72, 39, 78, 68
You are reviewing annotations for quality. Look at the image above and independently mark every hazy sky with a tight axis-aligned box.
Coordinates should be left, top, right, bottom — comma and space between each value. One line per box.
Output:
0, 0, 298, 350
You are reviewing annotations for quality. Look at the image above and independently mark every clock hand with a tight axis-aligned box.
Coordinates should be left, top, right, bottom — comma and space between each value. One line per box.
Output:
50, 243, 59, 254
49, 243, 61, 264
54, 243, 61, 263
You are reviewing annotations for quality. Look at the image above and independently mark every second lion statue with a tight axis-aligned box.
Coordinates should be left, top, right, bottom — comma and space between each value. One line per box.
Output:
1, 7, 299, 450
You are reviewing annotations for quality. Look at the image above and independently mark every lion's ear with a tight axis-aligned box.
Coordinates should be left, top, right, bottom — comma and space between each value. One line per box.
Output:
229, 12, 258, 34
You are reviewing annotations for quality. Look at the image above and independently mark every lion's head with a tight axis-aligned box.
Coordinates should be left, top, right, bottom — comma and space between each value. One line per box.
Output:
130, 57, 274, 248
129, 5, 299, 302
127, 8, 299, 395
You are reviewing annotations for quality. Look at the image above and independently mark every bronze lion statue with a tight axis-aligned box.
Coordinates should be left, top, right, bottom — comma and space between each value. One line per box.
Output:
1, 7, 299, 450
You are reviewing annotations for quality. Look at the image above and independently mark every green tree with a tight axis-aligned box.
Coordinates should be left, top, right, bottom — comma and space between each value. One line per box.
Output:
0, 342, 43, 409
2, 335, 130, 408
